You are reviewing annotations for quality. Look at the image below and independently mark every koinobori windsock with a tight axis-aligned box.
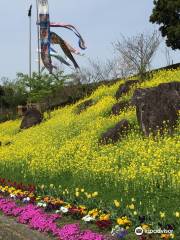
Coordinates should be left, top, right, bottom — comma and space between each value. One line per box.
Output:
38, 0, 53, 73
38, 0, 86, 73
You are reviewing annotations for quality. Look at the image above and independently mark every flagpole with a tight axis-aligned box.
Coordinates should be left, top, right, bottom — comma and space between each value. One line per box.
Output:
28, 5, 32, 78
36, 0, 41, 75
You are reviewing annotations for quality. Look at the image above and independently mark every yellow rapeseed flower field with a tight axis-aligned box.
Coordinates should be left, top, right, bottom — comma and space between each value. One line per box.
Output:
0, 69, 180, 217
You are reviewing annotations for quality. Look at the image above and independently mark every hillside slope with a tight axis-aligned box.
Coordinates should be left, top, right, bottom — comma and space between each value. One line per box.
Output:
0, 69, 180, 222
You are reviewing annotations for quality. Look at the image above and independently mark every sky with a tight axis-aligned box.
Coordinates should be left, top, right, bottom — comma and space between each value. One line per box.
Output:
0, 0, 179, 80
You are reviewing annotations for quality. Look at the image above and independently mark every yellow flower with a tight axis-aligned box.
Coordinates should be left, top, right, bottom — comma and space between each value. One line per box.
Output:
79, 205, 86, 210
128, 204, 135, 210
75, 191, 79, 197
87, 194, 91, 199
99, 214, 110, 221
92, 192, 98, 197
133, 211, 137, 216
123, 217, 131, 225
175, 212, 179, 218
161, 234, 170, 239
88, 209, 99, 218
78, 205, 87, 214
142, 224, 150, 230
117, 218, 124, 225
114, 200, 120, 208
64, 204, 71, 208
117, 216, 131, 226
81, 188, 84, 192
160, 211, 165, 218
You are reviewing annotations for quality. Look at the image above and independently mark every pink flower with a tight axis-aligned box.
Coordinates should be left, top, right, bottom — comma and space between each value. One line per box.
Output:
0, 197, 105, 240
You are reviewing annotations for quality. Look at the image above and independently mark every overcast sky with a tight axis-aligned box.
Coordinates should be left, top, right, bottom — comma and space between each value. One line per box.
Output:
0, 0, 179, 80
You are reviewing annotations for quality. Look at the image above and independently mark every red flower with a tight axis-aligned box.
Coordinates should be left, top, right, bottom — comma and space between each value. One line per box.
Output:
96, 220, 112, 229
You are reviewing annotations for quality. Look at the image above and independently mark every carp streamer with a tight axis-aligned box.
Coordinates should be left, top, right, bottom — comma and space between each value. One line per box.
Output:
38, 0, 86, 73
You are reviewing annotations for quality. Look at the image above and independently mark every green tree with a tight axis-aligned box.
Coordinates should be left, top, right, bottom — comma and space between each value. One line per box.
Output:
1, 78, 27, 111
16, 71, 69, 103
150, 0, 180, 50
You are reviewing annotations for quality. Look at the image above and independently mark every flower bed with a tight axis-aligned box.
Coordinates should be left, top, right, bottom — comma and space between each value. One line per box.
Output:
0, 179, 178, 239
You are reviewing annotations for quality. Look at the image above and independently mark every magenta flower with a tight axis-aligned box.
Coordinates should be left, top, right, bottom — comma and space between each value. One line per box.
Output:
0, 197, 105, 240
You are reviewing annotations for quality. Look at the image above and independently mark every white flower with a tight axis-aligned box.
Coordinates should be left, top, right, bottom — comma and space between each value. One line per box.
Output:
60, 207, 68, 213
55, 210, 61, 213
22, 197, 31, 203
37, 202, 43, 207
82, 215, 95, 222
10, 194, 16, 200
37, 201, 47, 208
111, 226, 126, 237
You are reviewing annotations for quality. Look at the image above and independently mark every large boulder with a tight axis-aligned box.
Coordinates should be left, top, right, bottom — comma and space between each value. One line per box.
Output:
20, 108, 43, 129
115, 80, 139, 100
131, 82, 180, 136
112, 100, 130, 115
75, 99, 94, 114
100, 119, 130, 144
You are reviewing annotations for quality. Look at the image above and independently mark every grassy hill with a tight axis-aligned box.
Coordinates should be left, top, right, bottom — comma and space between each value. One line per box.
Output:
0, 68, 180, 234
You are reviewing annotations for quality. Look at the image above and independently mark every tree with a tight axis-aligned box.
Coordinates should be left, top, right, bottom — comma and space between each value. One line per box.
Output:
0, 85, 5, 114
113, 31, 160, 80
75, 57, 122, 84
16, 71, 69, 103
150, 0, 180, 50
163, 46, 173, 66
0, 78, 27, 112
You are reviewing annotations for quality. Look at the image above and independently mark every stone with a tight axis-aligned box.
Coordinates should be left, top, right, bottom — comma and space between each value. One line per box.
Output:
100, 119, 130, 144
131, 81, 180, 136
0, 214, 52, 240
20, 108, 43, 129
115, 80, 139, 100
111, 100, 130, 115
76, 99, 94, 114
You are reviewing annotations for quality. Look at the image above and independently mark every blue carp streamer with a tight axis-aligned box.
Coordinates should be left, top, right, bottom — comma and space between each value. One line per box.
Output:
38, 0, 86, 73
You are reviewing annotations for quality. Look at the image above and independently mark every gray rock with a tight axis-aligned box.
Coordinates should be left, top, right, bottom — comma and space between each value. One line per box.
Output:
76, 99, 94, 114
111, 100, 130, 115
20, 108, 43, 129
100, 119, 130, 144
131, 81, 180, 136
115, 80, 139, 100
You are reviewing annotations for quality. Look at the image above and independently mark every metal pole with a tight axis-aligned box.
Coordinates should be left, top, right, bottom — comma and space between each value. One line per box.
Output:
29, 7, 32, 78
36, 0, 41, 75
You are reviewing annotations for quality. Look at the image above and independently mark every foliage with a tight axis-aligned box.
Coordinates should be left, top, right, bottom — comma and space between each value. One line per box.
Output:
0, 71, 69, 117
16, 71, 68, 103
150, 0, 180, 50
0, 78, 27, 112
